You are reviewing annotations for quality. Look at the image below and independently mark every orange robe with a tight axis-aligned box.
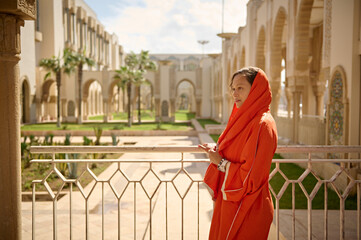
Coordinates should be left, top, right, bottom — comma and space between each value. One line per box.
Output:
204, 70, 277, 240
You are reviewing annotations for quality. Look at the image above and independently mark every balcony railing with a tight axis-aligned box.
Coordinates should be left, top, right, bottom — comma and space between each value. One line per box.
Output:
28, 145, 361, 240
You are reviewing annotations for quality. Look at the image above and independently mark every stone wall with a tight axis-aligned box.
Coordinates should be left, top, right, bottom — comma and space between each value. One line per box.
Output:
275, 116, 326, 145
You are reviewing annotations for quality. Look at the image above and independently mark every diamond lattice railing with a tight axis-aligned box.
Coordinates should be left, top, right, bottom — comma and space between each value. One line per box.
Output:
28, 145, 361, 240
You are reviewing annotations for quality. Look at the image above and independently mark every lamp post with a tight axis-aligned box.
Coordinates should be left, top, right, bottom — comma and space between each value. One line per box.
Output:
222, 0, 224, 33
197, 40, 209, 57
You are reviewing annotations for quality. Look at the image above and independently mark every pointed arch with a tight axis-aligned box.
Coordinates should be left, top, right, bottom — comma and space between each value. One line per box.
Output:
41, 79, 56, 102
256, 26, 266, 71
295, 0, 314, 71
240, 47, 246, 69
175, 79, 196, 113
270, 7, 287, 116
20, 77, 31, 123
67, 100, 76, 117
271, 7, 287, 80
142, 79, 154, 111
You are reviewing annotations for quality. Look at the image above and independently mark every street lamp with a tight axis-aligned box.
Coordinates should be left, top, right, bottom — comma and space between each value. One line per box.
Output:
197, 40, 209, 57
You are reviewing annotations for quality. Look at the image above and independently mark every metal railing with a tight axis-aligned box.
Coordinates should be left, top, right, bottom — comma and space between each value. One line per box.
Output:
28, 145, 361, 240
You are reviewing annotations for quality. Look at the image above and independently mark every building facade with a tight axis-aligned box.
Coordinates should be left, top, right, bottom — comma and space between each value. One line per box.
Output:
20, 0, 124, 124
209, 0, 361, 149
19, 0, 361, 149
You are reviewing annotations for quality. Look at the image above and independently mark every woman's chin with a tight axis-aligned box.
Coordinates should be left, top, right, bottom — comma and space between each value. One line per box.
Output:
235, 102, 242, 108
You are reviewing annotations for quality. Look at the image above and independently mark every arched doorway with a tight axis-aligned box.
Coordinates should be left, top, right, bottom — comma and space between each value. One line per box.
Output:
41, 79, 57, 121
67, 100, 76, 117
175, 79, 196, 121
108, 79, 126, 120
83, 79, 103, 120
21, 78, 30, 123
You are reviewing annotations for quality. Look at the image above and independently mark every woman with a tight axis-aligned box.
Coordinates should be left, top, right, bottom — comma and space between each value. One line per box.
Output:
199, 67, 277, 240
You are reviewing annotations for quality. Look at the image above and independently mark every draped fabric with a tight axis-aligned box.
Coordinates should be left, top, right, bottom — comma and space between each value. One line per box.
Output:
204, 69, 278, 240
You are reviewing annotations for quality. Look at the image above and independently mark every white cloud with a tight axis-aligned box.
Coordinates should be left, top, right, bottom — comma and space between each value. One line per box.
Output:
101, 0, 248, 54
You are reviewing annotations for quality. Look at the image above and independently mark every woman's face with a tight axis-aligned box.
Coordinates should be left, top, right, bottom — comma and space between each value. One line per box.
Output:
231, 75, 252, 108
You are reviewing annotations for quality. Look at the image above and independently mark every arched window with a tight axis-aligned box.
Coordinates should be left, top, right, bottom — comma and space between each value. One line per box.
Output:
67, 101, 76, 117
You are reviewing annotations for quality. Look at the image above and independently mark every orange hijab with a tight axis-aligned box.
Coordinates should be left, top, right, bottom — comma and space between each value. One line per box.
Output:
218, 69, 271, 152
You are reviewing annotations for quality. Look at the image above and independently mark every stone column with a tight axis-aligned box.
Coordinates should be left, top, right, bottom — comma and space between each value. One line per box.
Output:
36, 98, 42, 122
313, 83, 326, 117
0, 0, 35, 236
289, 73, 305, 143
155, 98, 160, 122
82, 99, 87, 120
292, 91, 302, 143
269, 80, 281, 117
196, 99, 202, 117
62, 99, 67, 119
169, 98, 175, 122
0, 14, 23, 239
102, 98, 111, 122
285, 87, 293, 118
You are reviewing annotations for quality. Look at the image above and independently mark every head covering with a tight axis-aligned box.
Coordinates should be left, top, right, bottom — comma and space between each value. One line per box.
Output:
218, 69, 272, 153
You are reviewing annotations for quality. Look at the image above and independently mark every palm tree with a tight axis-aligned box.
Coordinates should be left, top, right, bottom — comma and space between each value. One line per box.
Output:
113, 50, 156, 126
71, 49, 95, 124
113, 66, 143, 127
126, 51, 156, 123
39, 48, 76, 127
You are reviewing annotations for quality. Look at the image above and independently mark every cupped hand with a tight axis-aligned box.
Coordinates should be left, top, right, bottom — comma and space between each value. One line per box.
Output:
198, 143, 222, 165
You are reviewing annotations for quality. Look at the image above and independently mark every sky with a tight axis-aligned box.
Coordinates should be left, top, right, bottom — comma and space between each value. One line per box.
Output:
83, 0, 249, 54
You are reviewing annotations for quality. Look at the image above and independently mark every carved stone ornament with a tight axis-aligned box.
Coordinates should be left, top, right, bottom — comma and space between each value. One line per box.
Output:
0, 14, 24, 58
0, 0, 36, 20
18, 0, 36, 19
322, 0, 332, 68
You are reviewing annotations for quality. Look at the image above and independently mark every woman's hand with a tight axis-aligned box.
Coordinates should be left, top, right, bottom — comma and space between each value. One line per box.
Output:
198, 143, 222, 165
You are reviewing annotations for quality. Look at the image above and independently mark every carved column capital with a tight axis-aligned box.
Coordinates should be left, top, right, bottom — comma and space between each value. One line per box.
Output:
0, 0, 36, 20
0, 14, 24, 61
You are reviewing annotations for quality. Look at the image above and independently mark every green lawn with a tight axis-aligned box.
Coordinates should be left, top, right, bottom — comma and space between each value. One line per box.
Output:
88, 110, 155, 121
197, 119, 220, 129
210, 134, 220, 143
89, 110, 196, 121
269, 160, 357, 210
21, 122, 192, 131
175, 110, 195, 121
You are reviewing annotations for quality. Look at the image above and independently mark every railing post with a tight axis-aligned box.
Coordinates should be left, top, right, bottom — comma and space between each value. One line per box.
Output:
324, 182, 328, 240
32, 183, 36, 240
357, 183, 360, 240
